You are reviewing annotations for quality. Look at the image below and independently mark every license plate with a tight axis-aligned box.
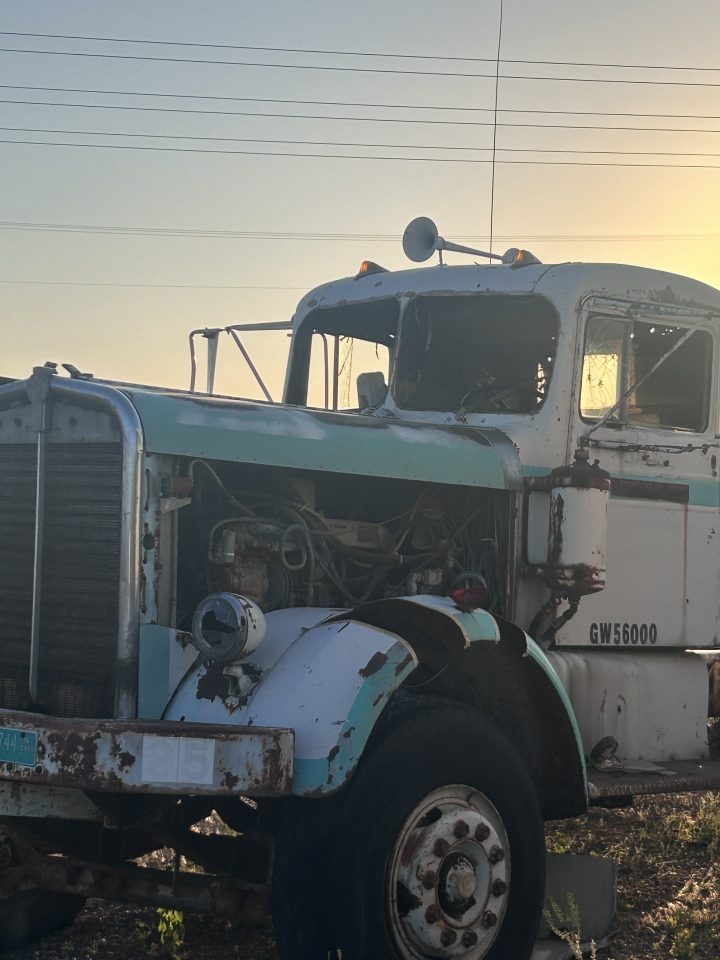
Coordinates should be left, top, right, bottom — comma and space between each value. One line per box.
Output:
0, 727, 38, 767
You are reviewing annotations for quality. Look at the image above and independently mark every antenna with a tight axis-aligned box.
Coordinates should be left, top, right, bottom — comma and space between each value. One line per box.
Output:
402, 216, 503, 264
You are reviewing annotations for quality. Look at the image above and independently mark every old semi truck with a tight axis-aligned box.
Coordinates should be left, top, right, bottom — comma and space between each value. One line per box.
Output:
1, 218, 719, 959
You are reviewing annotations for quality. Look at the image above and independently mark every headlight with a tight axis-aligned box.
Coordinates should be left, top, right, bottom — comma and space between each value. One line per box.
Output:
191, 593, 267, 662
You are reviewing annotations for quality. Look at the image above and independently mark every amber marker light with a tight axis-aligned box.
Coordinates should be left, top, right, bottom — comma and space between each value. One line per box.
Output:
355, 260, 389, 278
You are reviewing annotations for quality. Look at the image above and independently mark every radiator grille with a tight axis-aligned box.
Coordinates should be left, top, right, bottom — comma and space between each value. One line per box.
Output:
0, 442, 123, 717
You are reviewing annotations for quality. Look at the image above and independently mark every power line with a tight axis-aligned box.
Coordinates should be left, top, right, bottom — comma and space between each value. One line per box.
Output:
9, 125, 720, 158
0, 124, 490, 151
3, 84, 720, 123
489, 0, 504, 255
1, 220, 717, 243
2, 31, 720, 75
0, 278, 305, 290
2, 45, 720, 87
6, 97, 720, 135
1, 137, 719, 168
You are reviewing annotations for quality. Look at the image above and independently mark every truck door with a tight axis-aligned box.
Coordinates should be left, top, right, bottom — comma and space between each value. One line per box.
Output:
559, 297, 719, 648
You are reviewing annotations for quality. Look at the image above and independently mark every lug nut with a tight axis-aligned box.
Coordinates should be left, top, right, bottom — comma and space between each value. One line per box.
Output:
433, 838, 450, 857
425, 905, 441, 924
440, 927, 458, 946
492, 879, 508, 896
474, 822, 491, 842
488, 845, 505, 864
422, 870, 438, 890
482, 910, 498, 929
453, 819, 470, 839
462, 930, 479, 947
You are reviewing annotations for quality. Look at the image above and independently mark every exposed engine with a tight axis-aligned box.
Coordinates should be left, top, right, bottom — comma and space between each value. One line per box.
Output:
176, 459, 508, 626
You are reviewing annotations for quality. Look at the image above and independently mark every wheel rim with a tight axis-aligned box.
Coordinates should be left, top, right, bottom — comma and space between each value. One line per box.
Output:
387, 784, 511, 959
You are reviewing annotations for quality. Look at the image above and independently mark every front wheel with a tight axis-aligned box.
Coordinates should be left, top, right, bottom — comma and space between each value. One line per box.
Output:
272, 698, 545, 960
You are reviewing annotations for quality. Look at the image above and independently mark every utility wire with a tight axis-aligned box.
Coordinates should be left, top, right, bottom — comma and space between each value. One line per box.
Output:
3, 84, 720, 123
1, 138, 719, 167
2, 31, 720, 74
0, 278, 306, 290
6, 97, 720, 134
488, 0, 504, 255
3, 127, 720, 159
2, 46, 720, 87
0, 220, 717, 242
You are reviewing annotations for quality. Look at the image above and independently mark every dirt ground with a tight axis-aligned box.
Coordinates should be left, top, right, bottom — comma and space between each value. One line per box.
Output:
3, 793, 720, 960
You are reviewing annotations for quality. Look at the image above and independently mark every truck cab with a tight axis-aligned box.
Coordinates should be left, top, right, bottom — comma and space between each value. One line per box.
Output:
1, 223, 718, 960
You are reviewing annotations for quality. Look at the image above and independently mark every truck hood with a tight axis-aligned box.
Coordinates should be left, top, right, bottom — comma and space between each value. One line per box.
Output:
123, 388, 522, 490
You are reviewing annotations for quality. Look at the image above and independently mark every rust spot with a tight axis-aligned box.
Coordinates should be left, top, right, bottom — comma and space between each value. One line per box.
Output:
400, 827, 424, 867
108, 738, 136, 770
261, 743, 286, 792
372, 692, 385, 707
359, 651, 388, 678
222, 770, 240, 790
342, 726, 355, 740
196, 663, 230, 702
394, 653, 414, 676
547, 493, 564, 566
328, 745, 340, 763
47, 731, 100, 784
117, 752, 136, 771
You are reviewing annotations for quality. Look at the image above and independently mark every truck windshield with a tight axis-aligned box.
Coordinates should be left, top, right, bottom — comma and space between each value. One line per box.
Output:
393, 294, 559, 413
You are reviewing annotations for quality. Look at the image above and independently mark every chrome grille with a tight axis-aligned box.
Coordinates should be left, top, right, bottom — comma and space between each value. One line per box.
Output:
0, 442, 122, 717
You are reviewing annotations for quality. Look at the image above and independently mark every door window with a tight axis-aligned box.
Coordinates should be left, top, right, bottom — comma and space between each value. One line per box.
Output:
581, 315, 712, 432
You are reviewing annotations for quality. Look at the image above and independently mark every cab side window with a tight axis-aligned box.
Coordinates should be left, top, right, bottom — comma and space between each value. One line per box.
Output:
581, 315, 712, 432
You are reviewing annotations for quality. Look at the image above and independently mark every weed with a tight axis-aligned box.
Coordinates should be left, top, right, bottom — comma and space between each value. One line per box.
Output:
656, 870, 720, 959
661, 795, 720, 857
156, 908, 185, 959
544, 893, 610, 960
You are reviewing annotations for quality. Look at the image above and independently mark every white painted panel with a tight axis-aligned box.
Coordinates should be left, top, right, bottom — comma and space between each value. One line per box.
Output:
141, 734, 215, 785
547, 650, 708, 760
556, 499, 686, 646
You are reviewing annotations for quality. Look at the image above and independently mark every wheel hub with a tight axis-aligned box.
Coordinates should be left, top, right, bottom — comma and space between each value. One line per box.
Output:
388, 787, 510, 959
439, 853, 479, 913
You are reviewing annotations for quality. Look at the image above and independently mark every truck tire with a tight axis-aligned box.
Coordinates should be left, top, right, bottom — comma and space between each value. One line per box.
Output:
271, 698, 545, 960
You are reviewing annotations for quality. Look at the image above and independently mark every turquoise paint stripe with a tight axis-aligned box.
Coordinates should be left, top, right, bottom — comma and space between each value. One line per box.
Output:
293, 639, 416, 795
127, 390, 508, 489
522, 465, 717, 507
522, 465, 552, 479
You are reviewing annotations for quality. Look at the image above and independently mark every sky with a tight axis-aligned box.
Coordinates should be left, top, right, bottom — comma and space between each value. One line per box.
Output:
2, 0, 720, 399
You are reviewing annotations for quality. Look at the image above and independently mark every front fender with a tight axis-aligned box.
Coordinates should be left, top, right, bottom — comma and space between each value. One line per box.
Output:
328, 595, 588, 806
164, 611, 417, 796
164, 597, 586, 806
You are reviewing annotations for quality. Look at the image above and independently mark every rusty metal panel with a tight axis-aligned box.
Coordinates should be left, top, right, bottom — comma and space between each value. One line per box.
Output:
0, 782, 102, 820
1, 841, 270, 922
0, 710, 294, 797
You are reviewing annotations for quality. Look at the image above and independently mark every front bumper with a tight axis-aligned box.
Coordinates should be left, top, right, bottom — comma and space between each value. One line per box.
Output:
0, 709, 294, 797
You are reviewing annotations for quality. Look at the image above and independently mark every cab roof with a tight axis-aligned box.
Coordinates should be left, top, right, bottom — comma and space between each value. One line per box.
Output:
293, 261, 720, 328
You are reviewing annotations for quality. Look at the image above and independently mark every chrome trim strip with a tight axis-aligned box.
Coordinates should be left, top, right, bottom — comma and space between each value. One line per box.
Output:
28, 418, 48, 703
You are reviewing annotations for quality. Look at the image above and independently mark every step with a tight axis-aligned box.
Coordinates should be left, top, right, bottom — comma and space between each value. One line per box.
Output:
587, 757, 720, 800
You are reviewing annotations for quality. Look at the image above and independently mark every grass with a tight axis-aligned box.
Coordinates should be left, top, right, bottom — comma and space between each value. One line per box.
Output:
546, 793, 720, 959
